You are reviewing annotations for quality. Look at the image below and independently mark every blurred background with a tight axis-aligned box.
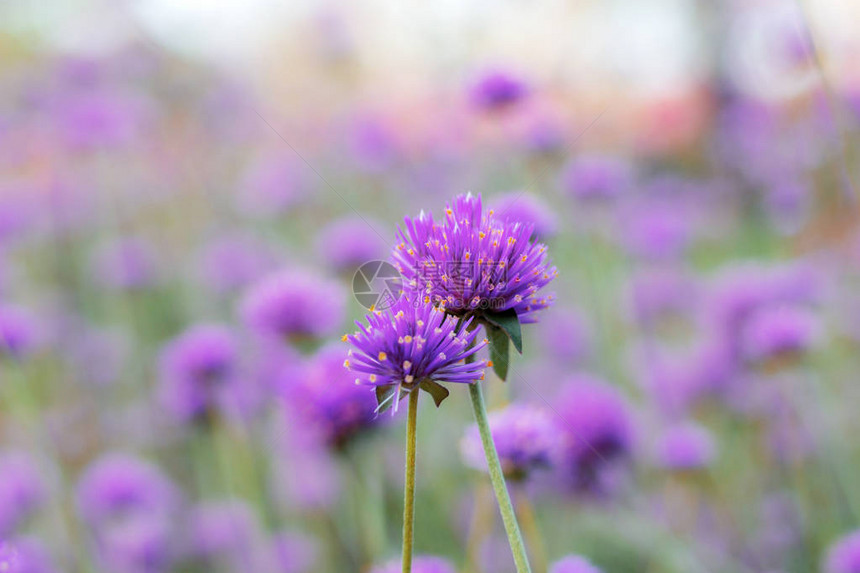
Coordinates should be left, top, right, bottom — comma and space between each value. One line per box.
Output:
2, 0, 860, 572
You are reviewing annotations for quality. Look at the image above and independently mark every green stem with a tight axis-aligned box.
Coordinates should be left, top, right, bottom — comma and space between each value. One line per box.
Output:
402, 389, 420, 573
468, 382, 533, 573
514, 486, 548, 573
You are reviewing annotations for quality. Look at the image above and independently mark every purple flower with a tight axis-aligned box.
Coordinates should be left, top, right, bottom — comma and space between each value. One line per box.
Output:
655, 422, 716, 471
53, 89, 151, 149
825, 530, 860, 573
240, 269, 346, 342
90, 238, 159, 291
549, 555, 603, 573
348, 114, 401, 172
629, 269, 698, 326
554, 375, 635, 492
741, 306, 820, 363
267, 531, 318, 573
560, 155, 632, 201
392, 193, 557, 322
344, 295, 488, 409
490, 192, 559, 239
537, 307, 591, 365
237, 151, 306, 217
188, 500, 263, 569
76, 453, 179, 528
371, 555, 457, 573
96, 515, 175, 573
291, 343, 380, 449
0, 305, 44, 360
315, 216, 388, 274
460, 403, 562, 481
618, 200, 691, 260
469, 70, 528, 111
0, 537, 59, 573
197, 232, 281, 295
157, 323, 242, 423
0, 453, 47, 536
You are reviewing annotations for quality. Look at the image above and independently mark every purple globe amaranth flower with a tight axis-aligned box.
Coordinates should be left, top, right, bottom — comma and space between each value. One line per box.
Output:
188, 500, 264, 569
392, 193, 557, 323
267, 531, 318, 573
290, 343, 380, 449
0, 537, 59, 573
314, 215, 388, 274
550, 555, 603, 573
90, 237, 159, 291
741, 306, 820, 363
537, 307, 592, 366
157, 323, 241, 424
560, 155, 633, 201
655, 422, 717, 471
237, 151, 306, 217
0, 305, 44, 360
76, 453, 180, 529
0, 453, 48, 536
196, 232, 281, 295
240, 269, 346, 343
371, 555, 457, 573
460, 403, 563, 481
554, 375, 635, 493
825, 530, 860, 573
469, 70, 528, 111
344, 295, 488, 412
490, 191, 559, 239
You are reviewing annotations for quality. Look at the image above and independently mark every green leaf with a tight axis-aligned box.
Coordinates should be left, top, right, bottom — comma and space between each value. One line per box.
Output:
418, 380, 450, 407
483, 308, 523, 354
375, 386, 398, 414
487, 324, 510, 381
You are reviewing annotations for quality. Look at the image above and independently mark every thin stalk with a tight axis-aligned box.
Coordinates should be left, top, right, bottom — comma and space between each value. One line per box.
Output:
402, 389, 420, 573
468, 382, 533, 573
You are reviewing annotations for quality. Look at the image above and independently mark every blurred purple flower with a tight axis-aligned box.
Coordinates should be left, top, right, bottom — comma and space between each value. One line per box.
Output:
371, 555, 457, 573
0, 453, 47, 536
157, 323, 246, 424
618, 201, 691, 260
188, 500, 264, 569
470, 70, 528, 111
315, 216, 388, 274
537, 307, 591, 366
76, 453, 180, 528
0, 305, 44, 360
554, 375, 635, 493
53, 89, 151, 149
490, 191, 559, 239
291, 343, 380, 449
197, 232, 281, 295
96, 515, 175, 573
460, 403, 563, 481
560, 155, 632, 201
655, 422, 716, 471
825, 529, 860, 573
0, 537, 59, 573
90, 237, 159, 291
392, 193, 557, 322
349, 114, 401, 172
741, 306, 820, 363
237, 151, 307, 217
240, 269, 346, 343
268, 531, 318, 573
629, 269, 698, 326
344, 295, 488, 408
549, 555, 603, 573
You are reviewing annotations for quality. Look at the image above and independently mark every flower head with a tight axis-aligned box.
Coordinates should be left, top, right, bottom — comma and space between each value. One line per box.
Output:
469, 70, 528, 111
315, 216, 388, 274
550, 555, 603, 573
460, 403, 563, 481
344, 296, 487, 411
291, 344, 381, 449
0, 453, 47, 536
240, 269, 345, 342
490, 192, 559, 239
655, 422, 717, 471
392, 193, 557, 323
0, 305, 44, 360
157, 323, 242, 423
561, 154, 632, 201
741, 305, 820, 363
826, 530, 860, 573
